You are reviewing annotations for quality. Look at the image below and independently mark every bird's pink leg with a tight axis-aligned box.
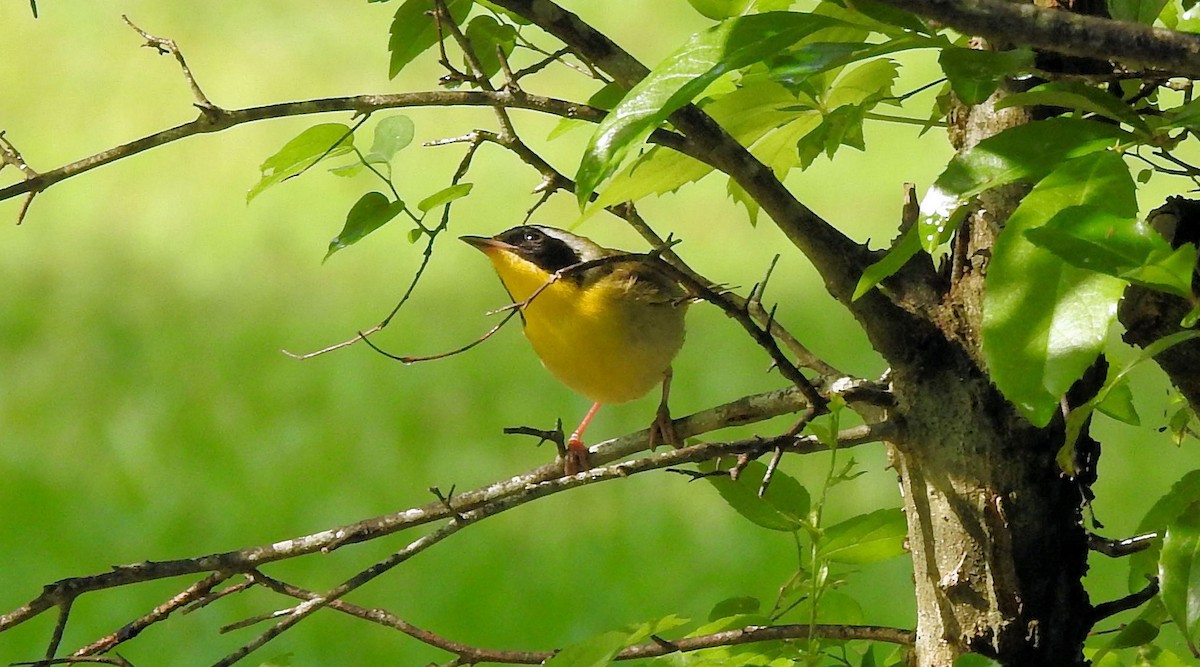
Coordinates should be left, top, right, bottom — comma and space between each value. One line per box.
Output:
564, 401, 602, 474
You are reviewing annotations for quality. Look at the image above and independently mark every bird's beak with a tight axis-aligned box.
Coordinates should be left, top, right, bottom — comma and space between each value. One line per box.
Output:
460, 235, 514, 255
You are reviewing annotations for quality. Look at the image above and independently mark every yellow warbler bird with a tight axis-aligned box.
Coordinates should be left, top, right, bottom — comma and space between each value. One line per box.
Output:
461, 225, 687, 473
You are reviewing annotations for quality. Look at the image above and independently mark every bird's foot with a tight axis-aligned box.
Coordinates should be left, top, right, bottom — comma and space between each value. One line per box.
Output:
564, 435, 591, 475
648, 401, 678, 450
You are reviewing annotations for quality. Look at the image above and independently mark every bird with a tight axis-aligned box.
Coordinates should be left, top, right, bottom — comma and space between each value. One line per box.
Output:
461, 225, 688, 473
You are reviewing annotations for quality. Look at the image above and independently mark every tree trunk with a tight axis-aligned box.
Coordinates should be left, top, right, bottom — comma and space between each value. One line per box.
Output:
891, 86, 1094, 665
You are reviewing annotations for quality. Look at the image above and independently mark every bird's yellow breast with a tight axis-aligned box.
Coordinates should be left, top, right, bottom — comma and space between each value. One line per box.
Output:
484, 250, 686, 405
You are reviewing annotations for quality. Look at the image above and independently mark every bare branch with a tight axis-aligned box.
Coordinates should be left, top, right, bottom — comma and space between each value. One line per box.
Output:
122, 16, 216, 111
872, 0, 1200, 77
0, 385, 858, 634
255, 572, 914, 664
1087, 532, 1158, 558
0, 90, 694, 207
1090, 578, 1160, 623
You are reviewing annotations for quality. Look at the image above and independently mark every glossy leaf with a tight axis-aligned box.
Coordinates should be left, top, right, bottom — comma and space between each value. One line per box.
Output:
1024, 204, 1196, 298
852, 226, 921, 300
324, 192, 406, 262
705, 460, 811, 532
1094, 378, 1139, 425
544, 616, 689, 667
585, 79, 806, 215
938, 47, 1034, 105
576, 11, 839, 205
1108, 0, 1170, 24
1131, 470, 1200, 591
1159, 504, 1200, 656
818, 508, 907, 564
365, 115, 415, 163
464, 15, 517, 80
918, 118, 1130, 253
248, 124, 355, 202
996, 81, 1151, 134
687, 0, 755, 19
982, 151, 1133, 427
417, 182, 474, 212
388, 0, 473, 78
708, 596, 760, 621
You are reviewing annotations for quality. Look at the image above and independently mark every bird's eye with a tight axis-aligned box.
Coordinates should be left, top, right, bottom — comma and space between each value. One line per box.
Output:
523, 230, 542, 243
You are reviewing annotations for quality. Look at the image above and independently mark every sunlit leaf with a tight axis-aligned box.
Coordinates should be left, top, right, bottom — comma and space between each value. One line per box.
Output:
1159, 504, 1200, 656
817, 508, 907, 564
248, 124, 355, 202
365, 115, 415, 163
324, 192, 406, 261
464, 15, 517, 79
1024, 204, 1196, 298
853, 226, 921, 300
704, 459, 811, 532
1131, 470, 1200, 591
544, 616, 689, 667
1094, 378, 1139, 425
1108, 0, 1170, 24
996, 81, 1151, 135
687, 0, 755, 19
953, 655, 1001, 667
918, 118, 1130, 253
417, 182, 474, 212
708, 596, 760, 621
388, 0, 473, 79
982, 151, 1134, 427
576, 11, 840, 205
938, 47, 1035, 105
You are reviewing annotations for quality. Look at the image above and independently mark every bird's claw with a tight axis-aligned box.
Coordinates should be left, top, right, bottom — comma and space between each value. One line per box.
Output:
564, 437, 591, 475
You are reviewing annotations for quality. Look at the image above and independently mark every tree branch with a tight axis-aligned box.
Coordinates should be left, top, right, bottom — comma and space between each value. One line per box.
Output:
487, 0, 944, 367
872, 0, 1200, 77
0, 90, 694, 206
253, 571, 914, 664
1, 386, 889, 635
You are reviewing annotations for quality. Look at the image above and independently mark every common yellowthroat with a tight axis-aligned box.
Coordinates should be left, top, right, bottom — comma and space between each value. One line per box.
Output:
461, 225, 688, 472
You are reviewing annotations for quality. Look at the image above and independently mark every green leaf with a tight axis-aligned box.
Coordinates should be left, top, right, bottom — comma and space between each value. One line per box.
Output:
1108, 0, 1170, 24
585, 79, 816, 215
576, 11, 840, 205
1094, 378, 1139, 425
1023, 204, 1196, 298
995, 81, 1151, 135
818, 508, 907, 564
365, 115, 415, 163
1095, 597, 1166, 660
704, 459, 811, 532
1159, 504, 1200, 656
687, 0, 755, 20
918, 117, 1131, 252
708, 596, 760, 621
544, 616, 689, 667
388, 0, 473, 79
953, 655, 1001, 667
324, 192, 407, 262
853, 226, 921, 300
1131, 470, 1200, 591
982, 151, 1134, 427
938, 47, 1035, 105
463, 15, 517, 79
417, 182, 474, 212
248, 124, 355, 202
543, 630, 630, 667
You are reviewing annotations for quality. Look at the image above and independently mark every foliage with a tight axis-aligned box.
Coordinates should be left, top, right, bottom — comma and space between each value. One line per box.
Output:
5, 0, 1200, 665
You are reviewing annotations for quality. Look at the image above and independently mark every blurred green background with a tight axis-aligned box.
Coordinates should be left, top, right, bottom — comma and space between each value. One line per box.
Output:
1, 2, 1195, 665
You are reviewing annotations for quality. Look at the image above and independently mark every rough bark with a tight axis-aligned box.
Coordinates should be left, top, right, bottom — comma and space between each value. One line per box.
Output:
888, 79, 1094, 665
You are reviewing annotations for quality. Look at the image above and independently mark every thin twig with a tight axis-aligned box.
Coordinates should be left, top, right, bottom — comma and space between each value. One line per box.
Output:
1087, 531, 1158, 558
254, 571, 913, 665
122, 15, 216, 111
1090, 578, 1160, 623
0, 386, 831, 634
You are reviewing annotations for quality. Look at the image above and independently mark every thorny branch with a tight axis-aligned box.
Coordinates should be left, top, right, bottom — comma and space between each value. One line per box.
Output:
0, 387, 888, 630
248, 570, 914, 665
